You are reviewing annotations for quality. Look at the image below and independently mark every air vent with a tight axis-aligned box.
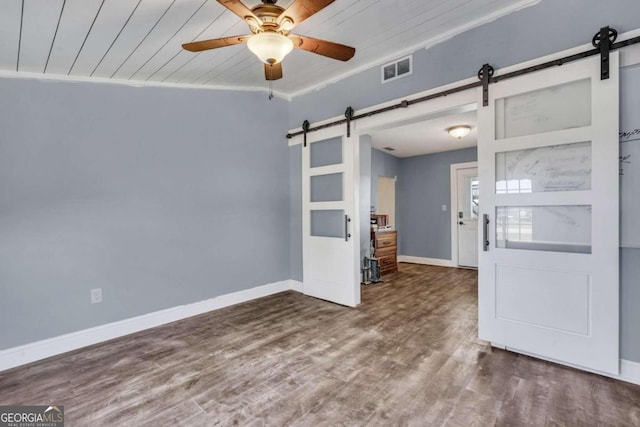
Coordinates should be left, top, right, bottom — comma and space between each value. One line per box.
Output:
381, 55, 413, 83
383, 147, 395, 151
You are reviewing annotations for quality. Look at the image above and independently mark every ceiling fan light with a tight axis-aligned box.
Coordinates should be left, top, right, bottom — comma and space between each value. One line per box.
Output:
247, 32, 294, 65
447, 125, 472, 139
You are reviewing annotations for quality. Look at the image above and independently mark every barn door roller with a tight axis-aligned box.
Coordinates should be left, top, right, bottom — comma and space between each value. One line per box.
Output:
593, 26, 617, 80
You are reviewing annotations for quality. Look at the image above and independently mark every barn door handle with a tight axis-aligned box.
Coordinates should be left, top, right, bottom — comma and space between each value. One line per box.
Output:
483, 214, 490, 251
345, 215, 352, 241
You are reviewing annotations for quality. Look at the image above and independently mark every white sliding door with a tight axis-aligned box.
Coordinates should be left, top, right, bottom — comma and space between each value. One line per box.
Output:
478, 54, 620, 373
302, 127, 360, 307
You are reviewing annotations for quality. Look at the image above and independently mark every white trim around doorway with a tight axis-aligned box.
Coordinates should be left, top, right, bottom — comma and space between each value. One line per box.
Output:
450, 161, 479, 267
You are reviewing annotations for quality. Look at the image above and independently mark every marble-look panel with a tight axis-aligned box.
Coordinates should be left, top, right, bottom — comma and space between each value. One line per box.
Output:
496, 141, 591, 194
496, 78, 591, 140
496, 205, 591, 253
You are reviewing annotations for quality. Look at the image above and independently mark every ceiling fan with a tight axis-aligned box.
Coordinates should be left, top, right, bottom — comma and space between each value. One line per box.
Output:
182, 0, 356, 81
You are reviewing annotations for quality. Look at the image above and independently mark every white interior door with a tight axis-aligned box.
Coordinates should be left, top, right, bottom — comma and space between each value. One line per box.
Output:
478, 53, 620, 374
457, 167, 478, 267
302, 128, 360, 307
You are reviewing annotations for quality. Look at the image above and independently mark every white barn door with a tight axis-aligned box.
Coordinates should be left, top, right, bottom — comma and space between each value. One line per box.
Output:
302, 127, 360, 307
478, 54, 620, 374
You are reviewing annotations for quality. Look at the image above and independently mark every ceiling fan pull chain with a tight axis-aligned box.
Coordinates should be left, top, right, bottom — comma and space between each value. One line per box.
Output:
267, 65, 273, 100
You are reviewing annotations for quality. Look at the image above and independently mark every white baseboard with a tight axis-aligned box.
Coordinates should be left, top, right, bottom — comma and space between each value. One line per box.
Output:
289, 280, 303, 293
619, 359, 640, 385
398, 255, 457, 268
0, 279, 302, 372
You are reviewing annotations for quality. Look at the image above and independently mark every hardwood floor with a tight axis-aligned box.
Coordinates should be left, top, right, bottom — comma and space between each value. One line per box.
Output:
1, 263, 639, 426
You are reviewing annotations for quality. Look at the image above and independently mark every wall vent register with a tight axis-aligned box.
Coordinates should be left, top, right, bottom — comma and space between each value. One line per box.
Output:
382, 55, 413, 83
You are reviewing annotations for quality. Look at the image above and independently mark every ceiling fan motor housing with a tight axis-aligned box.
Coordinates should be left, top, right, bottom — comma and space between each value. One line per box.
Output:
250, 3, 287, 33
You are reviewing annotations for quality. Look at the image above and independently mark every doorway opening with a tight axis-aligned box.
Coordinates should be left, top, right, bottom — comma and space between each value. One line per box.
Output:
362, 105, 479, 275
451, 162, 479, 268
377, 176, 396, 230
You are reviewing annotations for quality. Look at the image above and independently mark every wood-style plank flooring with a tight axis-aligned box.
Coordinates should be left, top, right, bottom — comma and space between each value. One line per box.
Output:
1, 263, 639, 426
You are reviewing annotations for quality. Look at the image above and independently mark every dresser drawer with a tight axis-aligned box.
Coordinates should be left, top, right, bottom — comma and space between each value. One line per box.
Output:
380, 265, 397, 275
375, 232, 397, 249
374, 230, 397, 276
375, 246, 396, 258
377, 254, 397, 270
380, 265, 398, 275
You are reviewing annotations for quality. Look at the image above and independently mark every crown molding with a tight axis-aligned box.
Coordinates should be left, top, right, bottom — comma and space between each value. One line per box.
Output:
0, 69, 291, 101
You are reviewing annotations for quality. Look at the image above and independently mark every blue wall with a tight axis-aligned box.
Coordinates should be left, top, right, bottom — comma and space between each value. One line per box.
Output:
288, 0, 640, 128
0, 79, 290, 350
289, 144, 303, 281
370, 146, 477, 260
397, 148, 477, 260
619, 65, 640, 363
621, 248, 640, 362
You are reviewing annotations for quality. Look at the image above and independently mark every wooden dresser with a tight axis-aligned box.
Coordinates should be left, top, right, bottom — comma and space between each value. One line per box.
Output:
374, 230, 398, 275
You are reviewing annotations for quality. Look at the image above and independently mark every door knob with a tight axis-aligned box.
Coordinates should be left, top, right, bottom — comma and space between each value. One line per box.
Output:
459, 221, 464, 225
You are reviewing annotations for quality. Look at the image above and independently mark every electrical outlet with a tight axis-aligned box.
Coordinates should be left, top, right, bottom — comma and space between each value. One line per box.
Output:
90, 288, 102, 304
442, 204, 447, 212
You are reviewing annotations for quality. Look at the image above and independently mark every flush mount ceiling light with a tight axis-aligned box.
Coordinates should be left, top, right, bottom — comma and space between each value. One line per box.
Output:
447, 125, 472, 140
247, 32, 294, 65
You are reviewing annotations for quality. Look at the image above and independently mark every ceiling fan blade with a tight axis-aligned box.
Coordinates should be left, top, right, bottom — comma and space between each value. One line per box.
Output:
217, 0, 262, 26
289, 34, 355, 61
182, 35, 250, 52
265, 63, 283, 81
279, 0, 335, 29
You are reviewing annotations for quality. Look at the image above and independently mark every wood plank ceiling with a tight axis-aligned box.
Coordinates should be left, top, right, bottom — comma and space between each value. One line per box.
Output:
0, 0, 538, 97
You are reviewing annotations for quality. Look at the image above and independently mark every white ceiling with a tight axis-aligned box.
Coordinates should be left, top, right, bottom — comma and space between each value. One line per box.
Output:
0, 0, 538, 97
369, 110, 478, 158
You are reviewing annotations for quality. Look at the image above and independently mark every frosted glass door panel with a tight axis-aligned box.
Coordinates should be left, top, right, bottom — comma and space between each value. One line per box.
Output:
310, 137, 343, 168
495, 79, 591, 139
311, 173, 343, 202
496, 205, 591, 253
311, 210, 345, 238
496, 142, 591, 194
